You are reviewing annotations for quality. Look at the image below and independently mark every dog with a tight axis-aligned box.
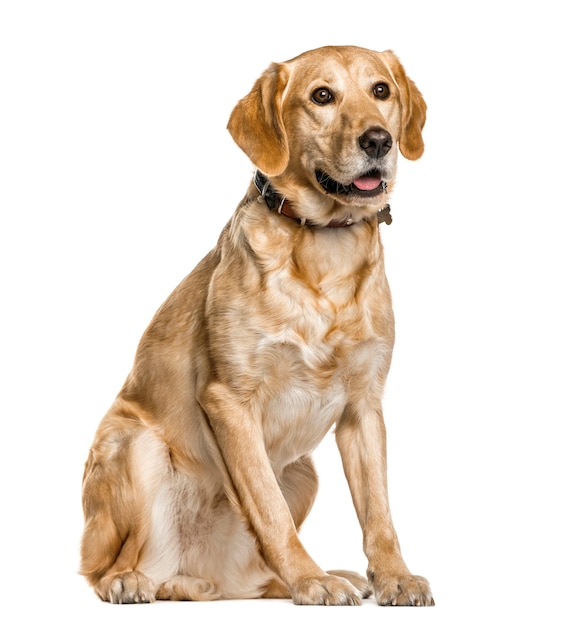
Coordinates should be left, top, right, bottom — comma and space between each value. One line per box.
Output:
80, 45, 433, 606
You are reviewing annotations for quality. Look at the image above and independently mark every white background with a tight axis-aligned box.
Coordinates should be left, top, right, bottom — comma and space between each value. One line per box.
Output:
1, 1, 561, 624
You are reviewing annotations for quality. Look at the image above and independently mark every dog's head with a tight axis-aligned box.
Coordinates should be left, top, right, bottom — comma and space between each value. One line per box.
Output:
228, 46, 426, 226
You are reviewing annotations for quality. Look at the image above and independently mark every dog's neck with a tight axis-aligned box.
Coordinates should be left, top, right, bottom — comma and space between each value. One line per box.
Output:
253, 170, 392, 229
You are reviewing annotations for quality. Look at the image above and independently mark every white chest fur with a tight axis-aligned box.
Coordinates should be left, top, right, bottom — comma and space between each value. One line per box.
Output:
210, 215, 394, 473
248, 227, 391, 470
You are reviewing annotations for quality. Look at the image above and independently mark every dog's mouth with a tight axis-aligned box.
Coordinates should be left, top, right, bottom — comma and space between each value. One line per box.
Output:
315, 169, 387, 198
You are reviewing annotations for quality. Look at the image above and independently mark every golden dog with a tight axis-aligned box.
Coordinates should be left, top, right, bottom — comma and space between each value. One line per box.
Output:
80, 45, 433, 606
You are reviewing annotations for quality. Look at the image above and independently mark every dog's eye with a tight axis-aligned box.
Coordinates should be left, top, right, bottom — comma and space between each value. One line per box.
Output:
311, 87, 334, 105
373, 83, 390, 100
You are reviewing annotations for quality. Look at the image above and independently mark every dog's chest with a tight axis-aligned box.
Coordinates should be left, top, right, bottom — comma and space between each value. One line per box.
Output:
248, 273, 388, 469
254, 339, 345, 468
217, 220, 393, 468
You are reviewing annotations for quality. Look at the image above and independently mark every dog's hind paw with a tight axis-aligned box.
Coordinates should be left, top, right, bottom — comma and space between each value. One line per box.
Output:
156, 575, 221, 601
98, 571, 156, 604
327, 569, 373, 598
291, 574, 363, 606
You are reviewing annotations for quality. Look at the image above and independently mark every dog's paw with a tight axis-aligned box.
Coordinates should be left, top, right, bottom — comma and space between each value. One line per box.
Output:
100, 571, 156, 604
156, 575, 221, 601
373, 572, 434, 606
327, 569, 373, 598
291, 574, 363, 606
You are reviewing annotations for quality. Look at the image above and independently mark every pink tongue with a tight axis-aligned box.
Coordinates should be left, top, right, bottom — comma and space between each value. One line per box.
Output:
353, 175, 381, 191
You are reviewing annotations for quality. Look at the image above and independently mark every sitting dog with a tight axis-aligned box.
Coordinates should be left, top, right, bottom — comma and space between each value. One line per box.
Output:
80, 45, 433, 606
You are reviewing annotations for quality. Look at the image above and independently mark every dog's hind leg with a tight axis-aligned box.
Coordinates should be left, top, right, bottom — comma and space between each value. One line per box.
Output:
278, 455, 319, 530
80, 413, 166, 603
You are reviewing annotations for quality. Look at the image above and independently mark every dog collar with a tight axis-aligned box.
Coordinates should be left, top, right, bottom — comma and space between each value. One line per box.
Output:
253, 170, 392, 228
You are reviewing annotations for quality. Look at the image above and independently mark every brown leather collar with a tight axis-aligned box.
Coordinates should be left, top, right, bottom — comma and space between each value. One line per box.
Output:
254, 170, 392, 228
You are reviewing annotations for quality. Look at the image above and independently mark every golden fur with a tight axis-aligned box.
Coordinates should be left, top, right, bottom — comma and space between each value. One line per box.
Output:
81, 45, 433, 606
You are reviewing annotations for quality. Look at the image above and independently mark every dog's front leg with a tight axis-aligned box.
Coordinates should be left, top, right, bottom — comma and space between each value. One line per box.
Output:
335, 402, 434, 606
201, 381, 363, 605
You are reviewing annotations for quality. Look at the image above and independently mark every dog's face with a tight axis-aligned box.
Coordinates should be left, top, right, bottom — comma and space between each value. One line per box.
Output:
228, 46, 426, 225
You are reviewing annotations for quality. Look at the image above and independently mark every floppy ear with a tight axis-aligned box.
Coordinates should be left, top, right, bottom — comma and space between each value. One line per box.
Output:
227, 63, 290, 176
383, 50, 427, 160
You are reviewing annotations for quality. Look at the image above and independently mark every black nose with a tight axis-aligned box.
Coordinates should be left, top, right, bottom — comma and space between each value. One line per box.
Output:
358, 126, 393, 159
